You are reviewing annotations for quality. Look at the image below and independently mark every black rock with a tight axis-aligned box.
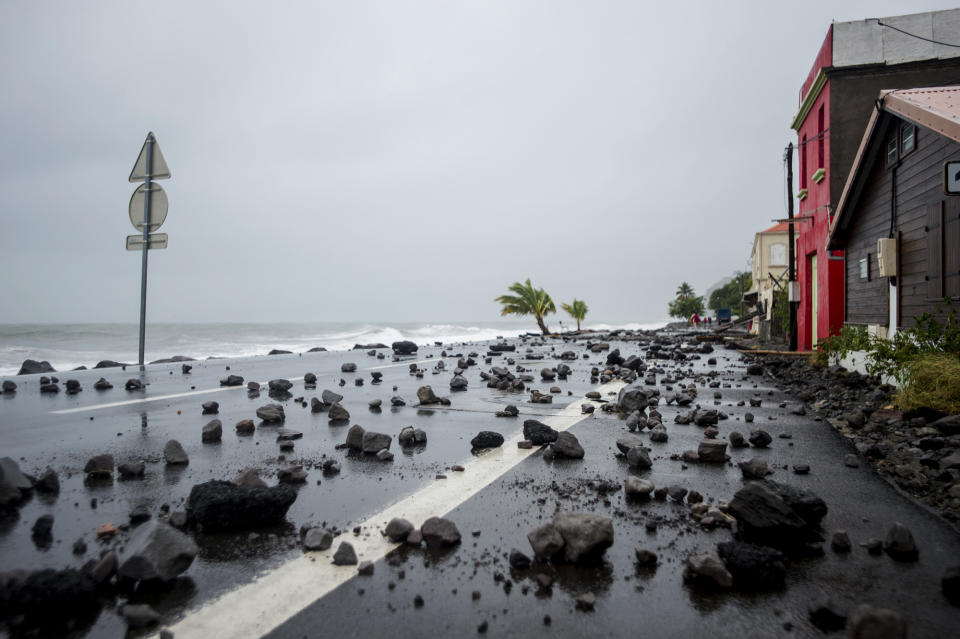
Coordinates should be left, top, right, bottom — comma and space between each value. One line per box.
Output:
716, 541, 786, 590
186, 480, 297, 532
761, 480, 828, 526
748, 429, 772, 447
523, 419, 558, 445
471, 431, 504, 449
883, 522, 918, 561
268, 349, 292, 355
201, 401, 219, 414
18, 359, 56, 375
942, 565, 960, 604
93, 360, 128, 369
0, 568, 99, 632
727, 482, 822, 550
220, 375, 244, 386
392, 341, 419, 355
808, 599, 847, 632
509, 549, 532, 569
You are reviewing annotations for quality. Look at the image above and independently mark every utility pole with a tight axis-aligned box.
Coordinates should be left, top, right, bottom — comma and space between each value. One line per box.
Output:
786, 143, 798, 351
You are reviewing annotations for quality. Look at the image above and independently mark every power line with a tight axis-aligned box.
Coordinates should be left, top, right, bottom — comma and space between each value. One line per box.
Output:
875, 19, 960, 48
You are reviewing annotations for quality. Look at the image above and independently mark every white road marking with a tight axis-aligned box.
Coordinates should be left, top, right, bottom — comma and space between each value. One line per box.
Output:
165, 379, 626, 639
365, 357, 454, 370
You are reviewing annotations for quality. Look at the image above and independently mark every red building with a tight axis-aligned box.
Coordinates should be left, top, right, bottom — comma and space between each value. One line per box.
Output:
790, 10, 960, 350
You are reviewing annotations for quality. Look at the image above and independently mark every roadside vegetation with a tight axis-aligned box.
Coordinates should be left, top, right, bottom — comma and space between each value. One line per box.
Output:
561, 299, 589, 331
494, 279, 556, 335
708, 272, 752, 316
813, 299, 960, 413
668, 282, 704, 319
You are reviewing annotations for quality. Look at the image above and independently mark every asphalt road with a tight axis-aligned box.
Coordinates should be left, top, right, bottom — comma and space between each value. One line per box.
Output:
1, 334, 958, 638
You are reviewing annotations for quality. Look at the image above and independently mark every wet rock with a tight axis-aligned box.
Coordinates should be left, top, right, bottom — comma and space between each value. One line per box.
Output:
844, 454, 860, 468
529, 390, 552, 404
35, 468, 60, 493
932, 414, 960, 436
328, 402, 350, 422
746, 363, 764, 376
84, 454, 114, 479
125, 378, 143, 391
235, 419, 255, 434
616, 434, 646, 454
417, 386, 440, 404
497, 404, 519, 417
220, 375, 244, 386
392, 341, 418, 355
421, 517, 461, 548
624, 477, 655, 499
552, 432, 584, 458
727, 482, 821, 550
232, 468, 266, 487
575, 592, 596, 611
40, 382, 60, 393
667, 485, 688, 502
120, 603, 160, 628
793, 464, 810, 475
716, 541, 786, 590
635, 548, 658, 566
278, 465, 308, 483
849, 604, 905, 638
385, 518, 414, 542
0, 568, 99, 632
627, 447, 652, 470
93, 377, 113, 390
187, 480, 297, 532
808, 599, 847, 632
31, 514, 54, 547
201, 401, 219, 414
748, 430, 772, 447
697, 440, 727, 463
617, 385, 649, 413
762, 480, 827, 525
303, 527, 333, 551
942, 565, 960, 604
523, 419, 558, 445
322, 389, 344, 405
118, 520, 198, 582
341, 363, 357, 373
540, 368, 556, 381
310, 397, 323, 413
333, 541, 358, 565
831, 530, 852, 552
18, 359, 55, 375
201, 419, 223, 443
2, 380, 17, 393
471, 431, 504, 449
649, 425, 669, 442
683, 551, 732, 588
552, 511, 614, 563
118, 461, 146, 479
681, 450, 700, 464
256, 403, 285, 423
509, 549, 532, 569
346, 425, 366, 450
65, 379, 81, 394
527, 523, 565, 559
739, 457, 772, 479
164, 440, 189, 465
276, 428, 302, 441
883, 522, 918, 561
361, 431, 392, 453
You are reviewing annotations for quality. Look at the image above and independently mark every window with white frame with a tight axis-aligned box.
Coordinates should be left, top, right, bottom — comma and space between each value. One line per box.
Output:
770, 243, 786, 266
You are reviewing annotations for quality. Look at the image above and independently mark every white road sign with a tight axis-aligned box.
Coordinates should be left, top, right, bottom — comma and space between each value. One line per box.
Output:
945, 161, 960, 195
129, 132, 171, 182
128, 182, 168, 231
126, 233, 168, 251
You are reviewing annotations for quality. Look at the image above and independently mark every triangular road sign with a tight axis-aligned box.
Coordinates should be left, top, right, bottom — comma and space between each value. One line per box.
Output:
129, 132, 171, 182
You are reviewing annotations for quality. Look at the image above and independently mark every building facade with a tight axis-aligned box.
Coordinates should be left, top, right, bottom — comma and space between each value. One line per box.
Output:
791, 9, 960, 349
748, 222, 791, 336
827, 86, 960, 334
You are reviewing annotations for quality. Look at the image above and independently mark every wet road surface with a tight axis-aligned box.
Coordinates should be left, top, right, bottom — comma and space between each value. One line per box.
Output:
1, 335, 958, 638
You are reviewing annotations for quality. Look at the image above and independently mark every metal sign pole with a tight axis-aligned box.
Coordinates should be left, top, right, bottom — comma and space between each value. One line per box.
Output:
138, 135, 153, 367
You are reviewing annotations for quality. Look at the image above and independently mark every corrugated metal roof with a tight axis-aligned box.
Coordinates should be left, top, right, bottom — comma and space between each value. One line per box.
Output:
884, 86, 960, 142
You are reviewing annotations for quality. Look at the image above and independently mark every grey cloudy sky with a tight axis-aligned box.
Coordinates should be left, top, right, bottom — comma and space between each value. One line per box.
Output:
1, 0, 955, 324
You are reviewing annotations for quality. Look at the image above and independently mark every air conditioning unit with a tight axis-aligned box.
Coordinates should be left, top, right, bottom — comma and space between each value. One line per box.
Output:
877, 238, 897, 277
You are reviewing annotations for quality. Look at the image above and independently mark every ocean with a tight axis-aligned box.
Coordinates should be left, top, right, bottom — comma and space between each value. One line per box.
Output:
0, 320, 668, 376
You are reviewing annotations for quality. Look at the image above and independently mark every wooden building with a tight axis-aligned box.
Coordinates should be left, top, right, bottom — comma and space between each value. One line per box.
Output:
827, 86, 960, 335
791, 9, 960, 349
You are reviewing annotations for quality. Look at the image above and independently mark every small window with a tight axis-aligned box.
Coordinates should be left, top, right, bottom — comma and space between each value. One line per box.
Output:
800, 135, 808, 189
859, 255, 870, 280
886, 138, 898, 168
901, 122, 916, 155
770, 243, 786, 266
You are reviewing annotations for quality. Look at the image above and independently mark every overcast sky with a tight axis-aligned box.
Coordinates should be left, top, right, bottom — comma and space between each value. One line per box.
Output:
1, 0, 955, 325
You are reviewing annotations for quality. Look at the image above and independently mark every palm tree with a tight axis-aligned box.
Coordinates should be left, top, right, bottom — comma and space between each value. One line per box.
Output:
560, 299, 589, 332
495, 279, 556, 335
676, 282, 695, 300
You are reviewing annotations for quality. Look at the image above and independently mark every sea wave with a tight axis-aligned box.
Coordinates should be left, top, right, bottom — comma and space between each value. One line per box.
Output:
0, 320, 666, 376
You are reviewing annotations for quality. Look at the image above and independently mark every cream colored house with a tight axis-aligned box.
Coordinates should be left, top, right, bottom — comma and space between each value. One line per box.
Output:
748, 222, 791, 335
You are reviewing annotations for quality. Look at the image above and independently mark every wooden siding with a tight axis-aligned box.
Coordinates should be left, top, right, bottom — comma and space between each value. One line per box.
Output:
842, 117, 960, 328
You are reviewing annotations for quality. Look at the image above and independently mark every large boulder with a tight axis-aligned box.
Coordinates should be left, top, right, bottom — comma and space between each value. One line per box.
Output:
552, 432, 584, 458
470, 431, 504, 449
186, 480, 297, 532
527, 523, 565, 559
18, 359, 55, 375
716, 541, 786, 590
256, 404, 285, 423
117, 520, 198, 582
727, 482, 822, 550
552, 511, 614, 563
684, 551, 732, 588
762, 480, 827, 526
523, 419, 558, 445
321, 389, 343, 405
416, 386, 440, 405
420, 517, 461, 548
328, 403, 350, 422
0, 568, 99, 632
346, 425, 366, 450
617, 384, 648, 413
361, 431, 392, 454
163, 440, 189, 465
392, 341, 418, 355
697, 440, 728, 463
